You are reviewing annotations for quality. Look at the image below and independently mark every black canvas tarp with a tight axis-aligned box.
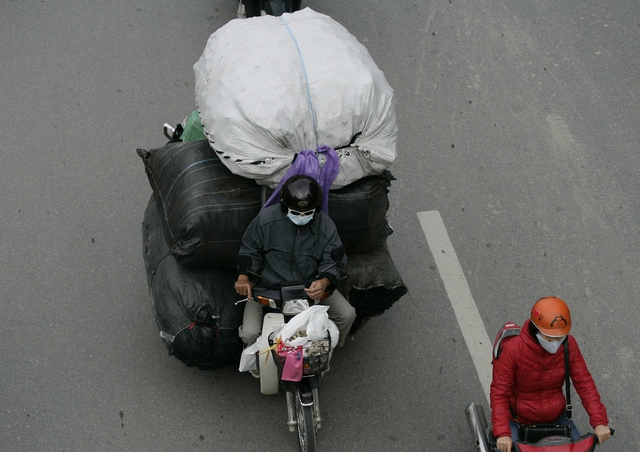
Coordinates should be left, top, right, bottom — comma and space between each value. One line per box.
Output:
138, 140, 263, 270
137, 140, 394, 269
142, 198, 244, 370
338, 241, 408, 334
328, 170, 394, 255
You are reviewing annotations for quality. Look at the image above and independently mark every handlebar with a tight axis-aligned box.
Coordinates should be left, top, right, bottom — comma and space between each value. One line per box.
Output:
598, 427, 614, 443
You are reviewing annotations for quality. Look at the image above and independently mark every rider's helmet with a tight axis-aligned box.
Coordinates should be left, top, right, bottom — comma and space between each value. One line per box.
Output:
530, 296, 572, 337
280, 175, 323, 213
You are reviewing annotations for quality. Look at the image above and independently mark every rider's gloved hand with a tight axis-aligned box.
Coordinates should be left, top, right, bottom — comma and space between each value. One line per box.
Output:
305, 278, 330, 301
594, 425, 611, 444
496, 436, 512, 452
235, 275, 253, 300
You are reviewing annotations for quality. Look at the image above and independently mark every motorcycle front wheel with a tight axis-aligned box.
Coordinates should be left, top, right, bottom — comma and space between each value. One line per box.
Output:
295, 386, 317, 452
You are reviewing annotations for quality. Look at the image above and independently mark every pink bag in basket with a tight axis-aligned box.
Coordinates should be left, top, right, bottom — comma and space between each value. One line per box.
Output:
278, 343, 304, 382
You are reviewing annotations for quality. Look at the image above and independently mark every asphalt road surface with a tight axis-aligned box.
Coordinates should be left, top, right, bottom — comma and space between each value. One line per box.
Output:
1, 0, 638, 450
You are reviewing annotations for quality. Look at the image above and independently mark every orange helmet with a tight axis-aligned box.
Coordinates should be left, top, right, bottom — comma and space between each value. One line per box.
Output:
530, 296, 571, 336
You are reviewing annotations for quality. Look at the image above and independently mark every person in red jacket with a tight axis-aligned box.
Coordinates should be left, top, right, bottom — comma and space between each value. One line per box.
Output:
490, 296, 611, 452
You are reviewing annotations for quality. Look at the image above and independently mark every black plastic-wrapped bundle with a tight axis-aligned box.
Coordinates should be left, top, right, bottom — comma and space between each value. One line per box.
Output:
338, 241, 408, 334
138, 140, 263, 270
328, 171, 394, 255
142, 198, 244, 370
137, 140, 394, 268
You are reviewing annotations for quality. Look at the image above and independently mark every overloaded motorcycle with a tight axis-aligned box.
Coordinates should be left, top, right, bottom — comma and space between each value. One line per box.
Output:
464, 402, 614, 452
237, 246, 346, 452
237, 0, 301, 18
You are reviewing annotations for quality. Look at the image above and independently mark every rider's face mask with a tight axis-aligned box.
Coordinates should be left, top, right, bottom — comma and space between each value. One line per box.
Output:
287, 207, 315, 226
536, 333, 566, 354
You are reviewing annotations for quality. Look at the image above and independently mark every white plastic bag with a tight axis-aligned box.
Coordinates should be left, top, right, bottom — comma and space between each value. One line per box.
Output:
327, 320, 339, 350
238, 338, 262, 372
277, 305, 330, 347
193, 8, 397, 189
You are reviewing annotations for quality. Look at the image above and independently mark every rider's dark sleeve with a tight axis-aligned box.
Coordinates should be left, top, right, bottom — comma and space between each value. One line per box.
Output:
237, 214, 265, 279
315, 215, 346, 290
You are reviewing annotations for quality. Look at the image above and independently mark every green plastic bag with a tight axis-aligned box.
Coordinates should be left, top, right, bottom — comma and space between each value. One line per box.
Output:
180, 110, 207, 142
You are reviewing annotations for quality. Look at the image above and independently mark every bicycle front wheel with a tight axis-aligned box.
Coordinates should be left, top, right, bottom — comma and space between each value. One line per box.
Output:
295, 387, 317, 452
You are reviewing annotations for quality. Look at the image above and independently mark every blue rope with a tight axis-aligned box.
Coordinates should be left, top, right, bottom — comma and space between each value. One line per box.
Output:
279, 16, 318, 151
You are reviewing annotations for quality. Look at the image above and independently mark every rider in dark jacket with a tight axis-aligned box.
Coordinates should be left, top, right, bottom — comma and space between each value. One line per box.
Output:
238, 201, 345, 290
234, 175, 356, 346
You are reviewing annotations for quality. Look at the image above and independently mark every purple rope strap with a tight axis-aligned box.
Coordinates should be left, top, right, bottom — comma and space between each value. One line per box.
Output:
262, 145, 339, 213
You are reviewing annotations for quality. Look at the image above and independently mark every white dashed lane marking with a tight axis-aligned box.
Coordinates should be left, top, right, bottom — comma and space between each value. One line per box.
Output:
417, 210, 492, 402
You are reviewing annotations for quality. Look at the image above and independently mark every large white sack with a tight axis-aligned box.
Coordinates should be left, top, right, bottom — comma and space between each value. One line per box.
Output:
193, 8, 397, 189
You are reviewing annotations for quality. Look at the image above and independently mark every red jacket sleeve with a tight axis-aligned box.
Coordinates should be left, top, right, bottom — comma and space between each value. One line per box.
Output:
490, 344, 517, 439
568, 337, 608, 428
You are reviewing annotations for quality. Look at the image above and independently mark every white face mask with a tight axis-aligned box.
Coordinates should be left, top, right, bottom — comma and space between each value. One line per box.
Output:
287, 212, 314, 226
536, 333, 566, 354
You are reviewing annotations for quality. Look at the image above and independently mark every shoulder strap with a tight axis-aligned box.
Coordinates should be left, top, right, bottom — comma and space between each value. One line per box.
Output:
564, 339, 572, 419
